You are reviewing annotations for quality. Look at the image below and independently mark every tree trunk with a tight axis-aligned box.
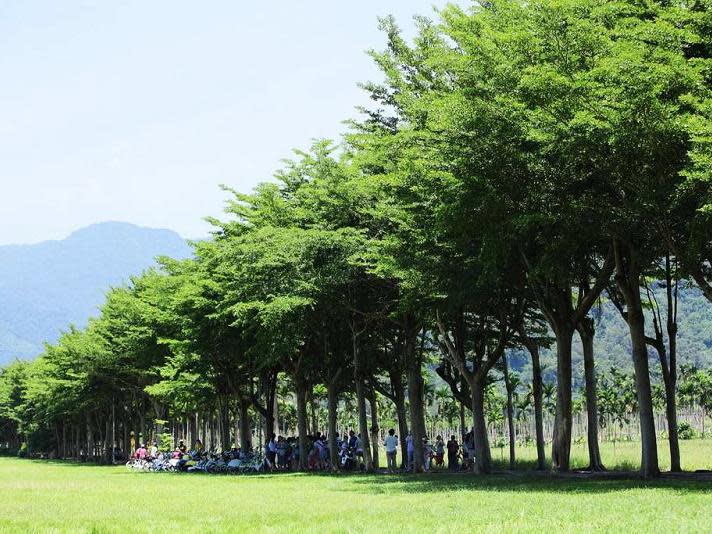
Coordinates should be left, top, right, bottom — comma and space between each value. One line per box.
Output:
615, 240, 659, 477
551, 326, 574, 471
664, 252, 681, 472
310, 394, 318, 435
405, 325, 425, 472
111, 397, 116, 465
352, 323, 373, 471
627, 301, 660, 477
471, 376, 492, 474
368, 385, 380, 469
294, 377, 309, 471
503, 353, 516, 470
390, 372, 409, 469
220, 399, 231, 450
664, 377, 681, 472
239, 397, 252, 451
260, 371, 278, 442
577, 318, 605, 471
327, 378, 339, 471
528, 341, 546, 470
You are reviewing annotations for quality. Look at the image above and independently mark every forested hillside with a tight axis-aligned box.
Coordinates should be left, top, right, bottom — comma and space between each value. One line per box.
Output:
0, 222, 191, 363
515, 286, 712, 386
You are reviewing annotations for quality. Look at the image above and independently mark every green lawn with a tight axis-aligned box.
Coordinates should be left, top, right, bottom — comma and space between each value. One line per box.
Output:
1, 441, 711, 533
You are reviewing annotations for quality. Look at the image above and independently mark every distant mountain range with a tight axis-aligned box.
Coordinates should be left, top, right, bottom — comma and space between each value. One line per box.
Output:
0, 222, 192, 364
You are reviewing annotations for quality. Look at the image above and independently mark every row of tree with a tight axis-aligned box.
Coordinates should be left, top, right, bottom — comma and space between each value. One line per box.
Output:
1, 0, 712, 478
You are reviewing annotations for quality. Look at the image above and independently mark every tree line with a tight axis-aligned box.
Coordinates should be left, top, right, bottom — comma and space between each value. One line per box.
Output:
1, 0, 712, 478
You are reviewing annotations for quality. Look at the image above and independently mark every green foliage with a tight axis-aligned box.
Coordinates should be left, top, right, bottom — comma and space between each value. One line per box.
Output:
678, 422, 697, 440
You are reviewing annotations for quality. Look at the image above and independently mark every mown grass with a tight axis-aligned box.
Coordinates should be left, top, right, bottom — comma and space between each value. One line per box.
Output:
493, 436, 712, 472
1, 440, 711, 533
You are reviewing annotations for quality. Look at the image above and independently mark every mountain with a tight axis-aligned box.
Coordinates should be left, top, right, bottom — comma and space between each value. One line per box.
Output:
0, 222, 192, 364
508, 285, 712, 385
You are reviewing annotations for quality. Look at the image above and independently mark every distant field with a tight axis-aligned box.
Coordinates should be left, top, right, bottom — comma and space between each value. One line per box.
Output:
1, 440, 711, 533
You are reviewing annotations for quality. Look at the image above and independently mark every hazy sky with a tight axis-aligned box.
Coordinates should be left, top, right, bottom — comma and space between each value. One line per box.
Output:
0, 0, 443, 245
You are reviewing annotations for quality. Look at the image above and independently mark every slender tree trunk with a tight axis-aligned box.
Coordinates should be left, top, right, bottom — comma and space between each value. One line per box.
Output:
577, 318, 604, 471
239, 397, 252, 451
272, 391, 279, 438
459, 396, 466, 439
220, 399, 230, 450
627, 301, 660, 477
615, 241, 659, 477
405, 324, 425, 472
665, 253, 681, 472
111, 397, 116, 465
551, 326, 574, 471
528, 340, 546, 470
391, 377, 409, 469
351, 322, 373, 471
368, 385, 380, 469
471, 376, 492, 474
260, 372, 278, 442
327, 377, 339, 471
310, 394, 318, 435
664, 377, 681, 472
503, 353, 516, 470
294, 376, 309, 471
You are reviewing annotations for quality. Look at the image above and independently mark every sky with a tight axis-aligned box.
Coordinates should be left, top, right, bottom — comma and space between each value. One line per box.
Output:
0, 0, 445, 245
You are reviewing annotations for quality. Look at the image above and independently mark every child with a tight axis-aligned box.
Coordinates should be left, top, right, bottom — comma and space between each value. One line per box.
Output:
384, 428, 398, 473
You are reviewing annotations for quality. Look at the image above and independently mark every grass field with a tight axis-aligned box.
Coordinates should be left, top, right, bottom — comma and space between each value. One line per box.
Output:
1, 440, 711, 533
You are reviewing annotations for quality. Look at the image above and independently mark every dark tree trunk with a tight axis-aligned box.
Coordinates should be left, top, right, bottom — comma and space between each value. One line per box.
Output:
527, 339, 546, 470
551, 326, 574, 471
352, 324, 373, 471
663, 253, 681, 472
327, 377, 340, 471
471, 376, 492, 474
502, 353, 516, 470
390, 371, 409, 469
615, 240, 659, 478
368, 385, 380, 469
405, 324, 425, 472
260, 371, 278, 442
577, 318, 604, 471
294, 377, 309, 471
238, 397, 252, 451
220, 399, 231, 450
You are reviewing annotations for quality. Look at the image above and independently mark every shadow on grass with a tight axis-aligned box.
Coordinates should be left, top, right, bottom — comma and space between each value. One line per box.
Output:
344, 470, 712, 496
25, 458, 116, 468
12, 458, 712, 494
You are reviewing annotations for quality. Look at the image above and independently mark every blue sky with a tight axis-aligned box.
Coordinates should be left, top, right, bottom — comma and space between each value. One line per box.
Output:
0, 0, 444, 245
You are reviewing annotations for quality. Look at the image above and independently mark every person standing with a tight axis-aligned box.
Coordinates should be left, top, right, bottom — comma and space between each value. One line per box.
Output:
434, 435, 445, 469
447, 435, 459, 471
384, 428, 398, 473
422, 437, 433, 472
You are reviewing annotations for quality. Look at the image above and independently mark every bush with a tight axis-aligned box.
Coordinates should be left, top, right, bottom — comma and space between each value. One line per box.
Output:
17, 443, 28, 458
678, 421, 697, 440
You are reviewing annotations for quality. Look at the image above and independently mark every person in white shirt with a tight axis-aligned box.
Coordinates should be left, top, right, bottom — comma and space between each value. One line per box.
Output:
384, 428, 399, 473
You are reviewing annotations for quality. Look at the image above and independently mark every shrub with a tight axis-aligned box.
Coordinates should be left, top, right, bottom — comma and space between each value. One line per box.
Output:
678, 421, 697, 440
